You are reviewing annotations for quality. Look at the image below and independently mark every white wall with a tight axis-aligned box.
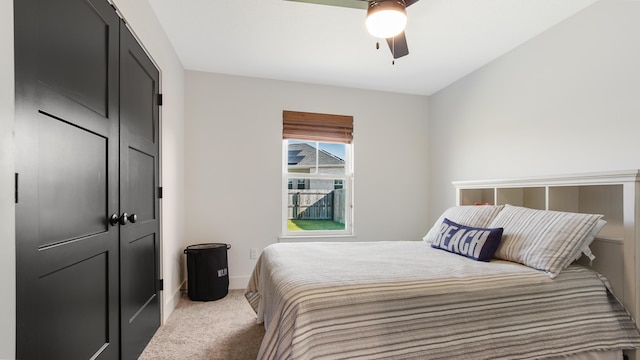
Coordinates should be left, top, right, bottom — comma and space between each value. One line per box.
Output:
428, 0, 640, 220
0, 1, 15, 357
112, 0, 187, 322
185, 71, 430, 288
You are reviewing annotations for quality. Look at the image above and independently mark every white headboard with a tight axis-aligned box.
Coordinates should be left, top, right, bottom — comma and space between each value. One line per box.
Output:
454, 170, 640, 359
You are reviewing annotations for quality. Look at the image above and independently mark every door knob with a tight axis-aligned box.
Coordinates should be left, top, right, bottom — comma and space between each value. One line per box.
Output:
119, 212, 129, 225
109, 213, 120, 226
109, 213, 137, 226
128, 213, 137, 223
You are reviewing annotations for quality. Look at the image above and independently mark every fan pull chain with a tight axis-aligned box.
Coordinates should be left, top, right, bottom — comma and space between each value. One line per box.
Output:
374, 38, 397, 64
391, 37, 395, 65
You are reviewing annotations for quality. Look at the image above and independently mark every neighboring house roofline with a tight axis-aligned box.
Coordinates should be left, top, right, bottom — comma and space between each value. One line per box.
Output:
287, 142, 344, 167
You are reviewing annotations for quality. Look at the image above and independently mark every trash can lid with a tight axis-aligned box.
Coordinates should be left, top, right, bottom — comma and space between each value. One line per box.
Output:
184, 243, 231, 253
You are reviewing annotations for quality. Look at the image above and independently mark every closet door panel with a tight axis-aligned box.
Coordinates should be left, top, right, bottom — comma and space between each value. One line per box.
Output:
14, 0, 120, 359
37, 112, 108, 246
38, 253, 110, 360
128, 148, 156, 222
36, 0, 112, 124
122, 234, 157, 320
121, 53, 156, 141
119, 22, 161, 360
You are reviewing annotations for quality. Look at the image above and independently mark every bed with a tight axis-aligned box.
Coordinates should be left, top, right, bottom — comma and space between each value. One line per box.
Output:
246, 205, 640, 359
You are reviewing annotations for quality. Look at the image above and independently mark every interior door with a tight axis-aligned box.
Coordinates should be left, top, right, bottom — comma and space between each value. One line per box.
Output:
119, 21, 162, 360
14, 0, 120, 359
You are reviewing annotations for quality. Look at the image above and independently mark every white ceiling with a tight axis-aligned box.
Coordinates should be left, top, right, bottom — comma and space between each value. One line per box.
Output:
148, 0, 597, 96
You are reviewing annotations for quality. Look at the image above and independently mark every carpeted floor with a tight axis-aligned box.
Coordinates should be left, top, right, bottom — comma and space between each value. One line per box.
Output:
139, 289, 265, 360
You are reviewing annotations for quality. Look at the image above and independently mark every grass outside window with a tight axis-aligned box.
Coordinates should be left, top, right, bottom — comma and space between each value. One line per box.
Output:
288, 220, 345, 231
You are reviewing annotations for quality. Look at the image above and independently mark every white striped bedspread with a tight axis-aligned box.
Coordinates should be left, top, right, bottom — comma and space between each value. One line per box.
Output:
245, 241, 640, 360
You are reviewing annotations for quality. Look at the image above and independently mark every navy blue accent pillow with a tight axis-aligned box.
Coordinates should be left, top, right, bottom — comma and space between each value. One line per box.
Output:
431, 218, 504, 262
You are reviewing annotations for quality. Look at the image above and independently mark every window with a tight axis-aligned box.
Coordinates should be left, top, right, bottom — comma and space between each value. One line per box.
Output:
288, 178, 308, 190
282, 110, 353, 236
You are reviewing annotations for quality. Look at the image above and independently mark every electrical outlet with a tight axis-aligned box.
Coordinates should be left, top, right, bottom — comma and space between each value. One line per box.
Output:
250, 248, 259, 259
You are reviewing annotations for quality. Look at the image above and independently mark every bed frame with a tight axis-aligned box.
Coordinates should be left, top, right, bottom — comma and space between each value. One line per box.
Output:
453, 170, 640, 360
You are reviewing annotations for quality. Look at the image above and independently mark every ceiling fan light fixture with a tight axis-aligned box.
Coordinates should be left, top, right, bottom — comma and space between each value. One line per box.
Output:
365, 1, 407, 39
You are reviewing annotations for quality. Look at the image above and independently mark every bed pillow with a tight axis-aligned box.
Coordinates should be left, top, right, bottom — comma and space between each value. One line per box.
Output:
489, 205, 604, 278
423, 205, 504, 244
431, 218, 504, 262
570, 219, 606, 263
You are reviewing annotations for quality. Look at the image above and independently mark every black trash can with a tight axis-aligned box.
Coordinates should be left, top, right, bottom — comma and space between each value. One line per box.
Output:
184, 243, 231, 301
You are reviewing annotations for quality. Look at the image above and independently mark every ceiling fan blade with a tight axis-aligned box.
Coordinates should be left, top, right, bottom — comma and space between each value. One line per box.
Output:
404, 0, 420, 7
385, 31, 409, 59
284, 0, 369, 10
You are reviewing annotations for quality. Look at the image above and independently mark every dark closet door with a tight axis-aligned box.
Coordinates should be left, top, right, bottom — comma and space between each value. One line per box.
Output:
14, 0, 121, 359
119, 22, 161, 360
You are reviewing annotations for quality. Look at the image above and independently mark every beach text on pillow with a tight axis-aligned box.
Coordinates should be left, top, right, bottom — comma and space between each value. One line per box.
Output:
431, 218, 503, 261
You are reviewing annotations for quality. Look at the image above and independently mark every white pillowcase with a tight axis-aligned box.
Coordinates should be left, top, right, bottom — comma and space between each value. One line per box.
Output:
571, 219, 607, 264
423, 205, 505, 244
489, 205, 604, 278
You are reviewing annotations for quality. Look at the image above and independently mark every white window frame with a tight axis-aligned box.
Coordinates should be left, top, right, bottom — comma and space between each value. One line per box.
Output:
281, 140, 354, 238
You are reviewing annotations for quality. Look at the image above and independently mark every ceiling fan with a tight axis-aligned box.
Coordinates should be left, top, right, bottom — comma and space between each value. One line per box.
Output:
285, 0, 419, 61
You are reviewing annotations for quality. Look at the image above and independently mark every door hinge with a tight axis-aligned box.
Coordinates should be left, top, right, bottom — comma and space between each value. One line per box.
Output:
14, 173, 18, 204
158, 186, 163, 199
157, 94, 163, 106
158, 279, 164, 291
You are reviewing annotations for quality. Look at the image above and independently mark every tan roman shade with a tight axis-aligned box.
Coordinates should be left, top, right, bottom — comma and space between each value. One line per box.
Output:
283, 110, 353, 144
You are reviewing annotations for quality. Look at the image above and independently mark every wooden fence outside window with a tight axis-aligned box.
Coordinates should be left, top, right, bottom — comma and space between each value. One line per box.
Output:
288, 189, 346, 223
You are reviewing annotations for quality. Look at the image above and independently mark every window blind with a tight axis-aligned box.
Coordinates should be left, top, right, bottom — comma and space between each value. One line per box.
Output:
283, 110, 353, 144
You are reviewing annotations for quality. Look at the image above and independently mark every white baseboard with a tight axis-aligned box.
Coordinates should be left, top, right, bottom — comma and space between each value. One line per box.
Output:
162, 279, 186, 323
